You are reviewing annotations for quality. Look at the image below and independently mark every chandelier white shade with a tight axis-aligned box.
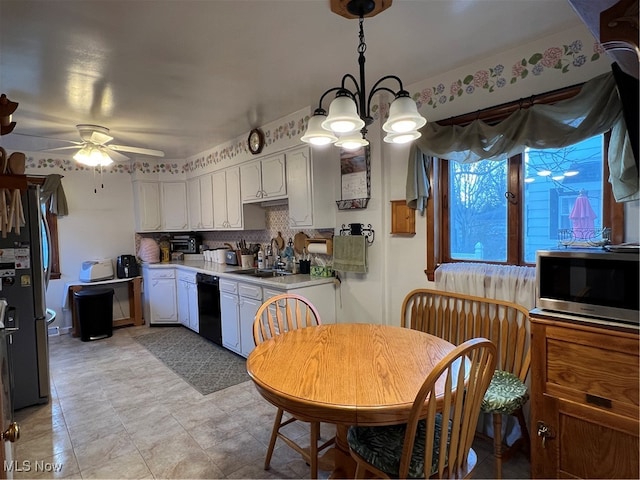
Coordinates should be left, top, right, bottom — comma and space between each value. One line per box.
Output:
301, 0, 426, 149
382, 94, 427, 133
335, 131, 370, 150
322, 95, 366, 133
300, 114, 338, 145
382, 130, 422, 144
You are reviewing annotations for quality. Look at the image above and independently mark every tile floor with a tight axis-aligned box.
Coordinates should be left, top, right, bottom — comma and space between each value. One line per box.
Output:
13, 326, 532, 479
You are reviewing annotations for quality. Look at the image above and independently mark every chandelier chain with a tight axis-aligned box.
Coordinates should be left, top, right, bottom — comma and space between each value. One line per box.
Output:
358, 17, 367, 55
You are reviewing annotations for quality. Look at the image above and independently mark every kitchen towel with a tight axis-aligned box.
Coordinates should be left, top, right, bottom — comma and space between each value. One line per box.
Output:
332, 235, 367, 273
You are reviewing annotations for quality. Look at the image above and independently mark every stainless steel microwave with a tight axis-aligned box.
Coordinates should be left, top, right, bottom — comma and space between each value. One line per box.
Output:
536, 248, 639, 325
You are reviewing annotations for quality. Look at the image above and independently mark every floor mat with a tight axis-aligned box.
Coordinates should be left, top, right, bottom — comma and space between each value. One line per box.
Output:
135, 327, 249, 395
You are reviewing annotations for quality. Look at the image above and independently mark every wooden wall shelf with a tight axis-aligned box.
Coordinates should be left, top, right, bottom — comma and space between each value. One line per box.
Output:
0, 174, 27, 191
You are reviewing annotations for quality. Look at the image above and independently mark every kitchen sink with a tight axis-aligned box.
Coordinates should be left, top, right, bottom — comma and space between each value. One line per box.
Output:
229, 268, 294, 278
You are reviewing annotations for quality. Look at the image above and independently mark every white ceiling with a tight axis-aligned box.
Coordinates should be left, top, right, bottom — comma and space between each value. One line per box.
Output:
0, 0, 584, 161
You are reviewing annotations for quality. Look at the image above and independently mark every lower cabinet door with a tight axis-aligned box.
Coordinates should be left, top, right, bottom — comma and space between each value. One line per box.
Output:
149, 278, 178, 323
220, 291, 240, 354
239, 296, 261, 357
176, 280, 190, 328
187, 282, 199, 333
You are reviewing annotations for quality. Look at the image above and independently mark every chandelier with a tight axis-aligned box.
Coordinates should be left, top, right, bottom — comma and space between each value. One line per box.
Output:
301, 0, 426, 150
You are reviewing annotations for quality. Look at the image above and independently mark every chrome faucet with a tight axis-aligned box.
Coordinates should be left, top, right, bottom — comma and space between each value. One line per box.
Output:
270, 238, 286, 271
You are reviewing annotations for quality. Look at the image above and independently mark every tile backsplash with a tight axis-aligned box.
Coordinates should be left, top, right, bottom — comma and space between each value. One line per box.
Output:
136, 204, 333, 258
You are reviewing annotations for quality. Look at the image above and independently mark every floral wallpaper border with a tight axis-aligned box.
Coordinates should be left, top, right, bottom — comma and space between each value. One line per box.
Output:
24, 39, 604, 176
413, 40, 603, 110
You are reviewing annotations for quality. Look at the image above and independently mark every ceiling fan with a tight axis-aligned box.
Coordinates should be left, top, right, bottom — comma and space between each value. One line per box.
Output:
46, 124, 165, 165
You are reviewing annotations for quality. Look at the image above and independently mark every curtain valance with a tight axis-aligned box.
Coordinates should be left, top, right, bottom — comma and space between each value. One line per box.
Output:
407, 72, 638, 202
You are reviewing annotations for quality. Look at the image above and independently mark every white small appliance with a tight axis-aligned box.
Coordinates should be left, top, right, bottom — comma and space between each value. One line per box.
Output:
79, 259, 115, 282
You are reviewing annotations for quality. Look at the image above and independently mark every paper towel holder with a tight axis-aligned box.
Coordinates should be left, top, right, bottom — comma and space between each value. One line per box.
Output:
339, 223, 375, 245
305, 237, 333, 256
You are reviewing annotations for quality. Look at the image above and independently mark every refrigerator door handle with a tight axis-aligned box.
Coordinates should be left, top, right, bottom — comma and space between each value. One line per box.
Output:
41, 213, 53, 289
3, 306, 19, 333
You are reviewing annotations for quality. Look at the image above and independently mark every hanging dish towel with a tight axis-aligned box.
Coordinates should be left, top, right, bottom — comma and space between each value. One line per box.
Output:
333, 235, 367, 273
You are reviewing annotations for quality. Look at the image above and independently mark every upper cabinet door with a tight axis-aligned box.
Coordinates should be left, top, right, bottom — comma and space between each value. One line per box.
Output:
225, 167, 243, 229
187, 177, 202, 230
286, 146, 337, 229
199, 174, 214, 230
240, 161, 262, 202
240, 154, 287, 203
162, 182, 188, 231
133, 181, 161, 232
260, 154, 287, 200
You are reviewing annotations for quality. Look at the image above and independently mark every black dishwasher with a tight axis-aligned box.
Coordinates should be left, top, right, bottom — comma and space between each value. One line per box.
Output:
196, 273, 222, 345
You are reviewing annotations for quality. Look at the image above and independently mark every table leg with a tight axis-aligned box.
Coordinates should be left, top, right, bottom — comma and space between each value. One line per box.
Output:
129, 277, 143, 326
330, 424, 356, 479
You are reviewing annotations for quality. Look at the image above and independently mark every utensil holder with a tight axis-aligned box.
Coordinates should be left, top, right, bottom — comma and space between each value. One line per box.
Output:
299, 260, 311, 274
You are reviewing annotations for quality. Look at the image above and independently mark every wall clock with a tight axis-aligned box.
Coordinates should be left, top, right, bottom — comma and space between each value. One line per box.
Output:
248, 128, 265, 155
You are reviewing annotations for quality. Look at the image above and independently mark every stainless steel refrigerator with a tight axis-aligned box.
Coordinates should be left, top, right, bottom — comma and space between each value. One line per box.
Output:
0, 184, 50, 410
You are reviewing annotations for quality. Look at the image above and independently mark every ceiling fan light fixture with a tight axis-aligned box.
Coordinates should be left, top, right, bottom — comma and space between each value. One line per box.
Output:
74, 145, 113, 167
300, 110, 338, 145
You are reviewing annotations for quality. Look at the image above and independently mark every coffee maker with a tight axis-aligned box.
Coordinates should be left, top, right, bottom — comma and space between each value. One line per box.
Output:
116, 255, 140, 278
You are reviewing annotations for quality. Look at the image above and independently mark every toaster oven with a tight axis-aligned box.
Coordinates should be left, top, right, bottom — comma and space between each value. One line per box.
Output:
169, 235, 201, 254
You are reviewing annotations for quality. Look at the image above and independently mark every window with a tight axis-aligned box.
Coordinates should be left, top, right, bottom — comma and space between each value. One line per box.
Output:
426, 86, 624, 280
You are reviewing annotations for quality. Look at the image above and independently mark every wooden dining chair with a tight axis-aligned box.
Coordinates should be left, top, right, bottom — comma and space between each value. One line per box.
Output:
252, 293, 334, 479
348, 337, 498, 479
401, 288, 531, 479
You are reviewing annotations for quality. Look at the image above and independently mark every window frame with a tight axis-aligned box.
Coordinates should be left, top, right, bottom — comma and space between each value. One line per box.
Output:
425, 84, 625, 281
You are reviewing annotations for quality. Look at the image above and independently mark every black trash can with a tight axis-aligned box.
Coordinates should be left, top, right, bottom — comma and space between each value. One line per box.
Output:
73, 288, 114, 341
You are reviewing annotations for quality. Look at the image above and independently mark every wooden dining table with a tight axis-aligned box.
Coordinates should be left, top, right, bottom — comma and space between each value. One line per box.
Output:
246, 322, 456, 478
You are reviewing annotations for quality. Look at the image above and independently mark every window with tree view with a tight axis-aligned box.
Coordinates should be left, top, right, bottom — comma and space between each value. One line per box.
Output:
448, 135, 605, 264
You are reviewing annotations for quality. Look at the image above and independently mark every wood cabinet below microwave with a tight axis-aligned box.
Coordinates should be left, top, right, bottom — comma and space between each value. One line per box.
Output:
530, 310, 639, 479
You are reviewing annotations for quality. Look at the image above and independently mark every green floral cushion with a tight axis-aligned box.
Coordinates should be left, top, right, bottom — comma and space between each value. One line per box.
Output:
481, 370, 529, 414
347, 414, 447, 479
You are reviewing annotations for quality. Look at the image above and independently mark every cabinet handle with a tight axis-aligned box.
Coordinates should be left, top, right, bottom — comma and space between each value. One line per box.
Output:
586, 393, 612, 409
255, 191, 261, 198
1, 422, 19, 443
536, 421, 554, 448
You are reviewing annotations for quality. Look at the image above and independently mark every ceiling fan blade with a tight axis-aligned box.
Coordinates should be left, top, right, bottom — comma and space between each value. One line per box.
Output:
43, 145, 83, 152
12, 132, 82, 145
109, 144, 165, 157
90, 131, 113, 145
105, 148, 130, 163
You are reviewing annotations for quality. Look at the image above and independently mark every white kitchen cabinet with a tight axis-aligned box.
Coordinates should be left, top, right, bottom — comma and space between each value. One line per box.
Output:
238, 283, 262, 357
133, 181, 162, 232
286, 145, 337, 229
263, 281, 336, 325
187, 174, 214, 230
144, 267, 178, 324
177, 270, 199, 332
219, 278, 262, 358
240, 153, 287, 203
220, 279, 241, 354
213, 167, 265, 231
162, 181, 189, 231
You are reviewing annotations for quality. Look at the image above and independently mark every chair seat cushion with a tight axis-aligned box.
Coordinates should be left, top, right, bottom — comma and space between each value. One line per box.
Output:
481, 370, 529, 414
347, 414, 445, 479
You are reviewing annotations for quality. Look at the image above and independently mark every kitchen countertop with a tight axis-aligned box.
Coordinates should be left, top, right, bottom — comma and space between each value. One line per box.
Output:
142, 260, 336, 290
